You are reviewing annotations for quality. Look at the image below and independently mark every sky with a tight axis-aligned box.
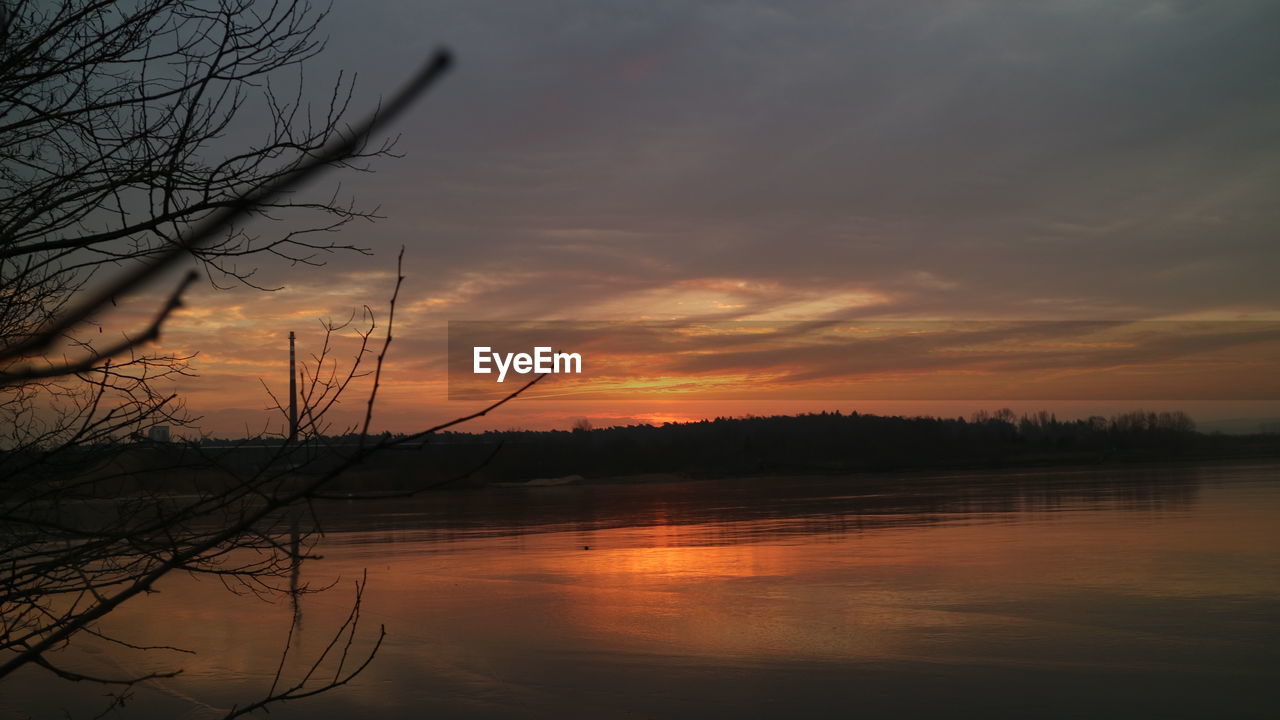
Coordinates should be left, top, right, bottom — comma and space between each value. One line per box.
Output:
132, 0, 1280, 436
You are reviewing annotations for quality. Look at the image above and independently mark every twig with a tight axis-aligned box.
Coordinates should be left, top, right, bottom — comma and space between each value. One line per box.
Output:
359, 247, 404, 447
0, 50, 452, 368
0, 271, 198, 385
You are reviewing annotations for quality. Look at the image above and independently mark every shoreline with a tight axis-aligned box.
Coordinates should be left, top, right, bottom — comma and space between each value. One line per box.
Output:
502, 451, 1280, 489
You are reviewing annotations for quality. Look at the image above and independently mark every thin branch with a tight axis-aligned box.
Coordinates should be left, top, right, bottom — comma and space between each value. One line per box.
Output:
0, 270, 199, 385
0, 49, 453, 367
359, 246, 404, 446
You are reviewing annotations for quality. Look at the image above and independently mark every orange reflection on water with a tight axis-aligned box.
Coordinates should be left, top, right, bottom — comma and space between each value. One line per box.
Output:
9, 466, 1280, 719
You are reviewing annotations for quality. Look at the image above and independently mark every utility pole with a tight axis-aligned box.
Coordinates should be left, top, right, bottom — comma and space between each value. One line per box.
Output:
289, 330, 298, 443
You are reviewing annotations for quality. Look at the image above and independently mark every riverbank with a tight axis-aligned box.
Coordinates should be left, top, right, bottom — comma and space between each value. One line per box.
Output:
12, 410, 1278, 496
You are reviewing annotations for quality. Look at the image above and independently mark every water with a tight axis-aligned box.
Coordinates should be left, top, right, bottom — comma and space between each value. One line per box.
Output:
5, 462, 1279, 718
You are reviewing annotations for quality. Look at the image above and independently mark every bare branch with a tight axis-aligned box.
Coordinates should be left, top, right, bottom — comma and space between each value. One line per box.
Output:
0, 48, 453, 367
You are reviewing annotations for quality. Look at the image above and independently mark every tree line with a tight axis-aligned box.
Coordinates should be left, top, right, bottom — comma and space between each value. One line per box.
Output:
444, 408, 1211, 481
169, 408, 1280, 492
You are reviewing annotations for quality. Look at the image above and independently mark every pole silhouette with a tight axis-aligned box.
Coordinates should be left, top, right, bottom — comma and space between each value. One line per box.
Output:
289, 331, 298, 442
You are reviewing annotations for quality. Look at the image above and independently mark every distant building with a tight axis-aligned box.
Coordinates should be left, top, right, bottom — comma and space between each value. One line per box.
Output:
148, 425, 170, 443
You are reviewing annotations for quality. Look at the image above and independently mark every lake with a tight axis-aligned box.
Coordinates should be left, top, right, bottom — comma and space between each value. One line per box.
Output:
5, 461, 1279, 719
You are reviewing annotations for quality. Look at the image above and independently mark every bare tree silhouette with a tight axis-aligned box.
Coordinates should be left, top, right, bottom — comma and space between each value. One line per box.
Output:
0, 1, 534, 716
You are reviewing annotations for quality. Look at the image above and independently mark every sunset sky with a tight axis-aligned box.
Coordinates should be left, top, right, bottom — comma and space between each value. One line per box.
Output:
128, 0, 1280, 436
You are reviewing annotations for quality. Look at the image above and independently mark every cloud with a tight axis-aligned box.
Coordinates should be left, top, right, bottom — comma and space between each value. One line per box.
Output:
143, 0, 1280, 431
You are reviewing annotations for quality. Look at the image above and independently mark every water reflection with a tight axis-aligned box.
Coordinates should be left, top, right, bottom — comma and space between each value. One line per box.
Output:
315, 464, 1203, 550
5, 463, 1278, 719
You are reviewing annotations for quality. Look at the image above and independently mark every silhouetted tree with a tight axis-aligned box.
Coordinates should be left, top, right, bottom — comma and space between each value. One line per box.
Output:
0, 1, 473, 716
408, 407, 1212, 483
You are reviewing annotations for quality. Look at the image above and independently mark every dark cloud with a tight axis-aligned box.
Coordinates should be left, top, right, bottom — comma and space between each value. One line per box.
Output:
161, 1, 1280, 431
266, 0, 1280, 322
